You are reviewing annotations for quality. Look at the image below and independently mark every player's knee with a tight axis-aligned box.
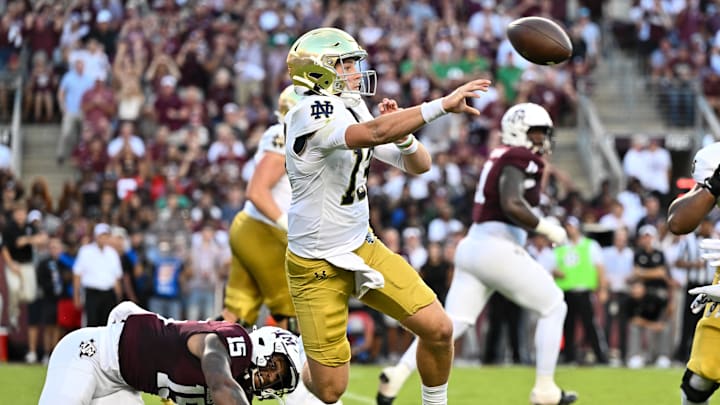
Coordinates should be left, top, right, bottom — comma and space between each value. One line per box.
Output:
540, 297, 567, 320
423, 314, 453, 345
682, 369, 719, 403
312, 385, 344, 404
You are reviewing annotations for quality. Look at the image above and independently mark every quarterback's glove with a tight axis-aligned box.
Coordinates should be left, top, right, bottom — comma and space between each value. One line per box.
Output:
688, 284, 720, 314
689, 293, 711, 315
703, 163, 720, 198
534, 217, 568, 245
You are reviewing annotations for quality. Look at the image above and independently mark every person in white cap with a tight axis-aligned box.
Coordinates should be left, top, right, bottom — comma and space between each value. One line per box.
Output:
72, 223, 123, 326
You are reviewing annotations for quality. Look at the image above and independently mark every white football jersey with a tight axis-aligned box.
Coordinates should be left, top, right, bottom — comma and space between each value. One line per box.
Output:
692, 142, 720, 184
285, 94, 403, 258
243, 123, 292, 226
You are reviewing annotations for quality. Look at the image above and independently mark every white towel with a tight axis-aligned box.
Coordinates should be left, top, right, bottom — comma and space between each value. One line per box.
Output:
325, 252, 385, 298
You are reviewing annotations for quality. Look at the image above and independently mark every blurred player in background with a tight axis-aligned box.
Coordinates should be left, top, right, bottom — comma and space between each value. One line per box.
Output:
666, 141, 720, 405
221, 85, 338, 405
39, 301, 300, 405
284, 27, 490, 405
221, 85, 300, 334
378, 103, 577, 405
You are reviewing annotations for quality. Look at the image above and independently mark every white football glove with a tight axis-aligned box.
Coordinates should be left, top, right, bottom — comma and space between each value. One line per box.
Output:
688, 284, 720, 314
534, 217, 568, 245
700, 238, 720, 266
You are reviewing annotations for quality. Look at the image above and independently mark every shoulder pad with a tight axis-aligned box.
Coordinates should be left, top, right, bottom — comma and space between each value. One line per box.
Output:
286, 96, 345, 138
257, 124, 285, 156
692, 142, 720, 183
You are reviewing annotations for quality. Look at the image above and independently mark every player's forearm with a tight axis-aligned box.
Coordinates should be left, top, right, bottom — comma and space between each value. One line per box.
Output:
247, 188, 283, 223
667, 186, 716, 234
208, 383, 250, 405
400, 142, 431, 174
354, 105, 427, 145
202, 350, 250, 405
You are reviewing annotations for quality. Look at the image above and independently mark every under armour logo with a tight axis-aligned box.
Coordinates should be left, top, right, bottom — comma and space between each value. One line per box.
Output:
310, 101, 333, 119
79, 339, 96, 358
314, 270, 327, 280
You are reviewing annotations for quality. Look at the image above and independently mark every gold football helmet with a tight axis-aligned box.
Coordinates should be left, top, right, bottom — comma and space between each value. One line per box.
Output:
286, 27, 376, 96
276, 85, 302, 121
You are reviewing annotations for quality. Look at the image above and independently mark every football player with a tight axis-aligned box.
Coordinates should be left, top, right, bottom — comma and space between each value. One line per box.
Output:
222, 85, 301, 334
378, 103, 578, 405
39, 301, 301, 405
666, 141, 720, 405
284, 27, 491, 404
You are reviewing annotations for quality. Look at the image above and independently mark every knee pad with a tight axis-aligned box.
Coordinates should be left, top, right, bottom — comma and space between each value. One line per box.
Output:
682, 369, 719, 404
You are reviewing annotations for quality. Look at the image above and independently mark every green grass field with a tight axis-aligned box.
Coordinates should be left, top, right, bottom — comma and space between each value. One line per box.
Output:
5, 363, 720, 404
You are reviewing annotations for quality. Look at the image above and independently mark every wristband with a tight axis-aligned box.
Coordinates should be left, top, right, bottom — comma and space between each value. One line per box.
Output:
420, 98, 447, 123
275, 213, 288, 232
395, 135, 419, 155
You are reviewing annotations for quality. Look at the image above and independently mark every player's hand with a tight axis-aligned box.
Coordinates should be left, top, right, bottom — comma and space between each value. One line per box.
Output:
690, 293, 710, 314
534, 217, 568, 245
703, 163, 720, 198
441, 79, 491, 115
689, 284, 720, 303
378, 98, 400, 115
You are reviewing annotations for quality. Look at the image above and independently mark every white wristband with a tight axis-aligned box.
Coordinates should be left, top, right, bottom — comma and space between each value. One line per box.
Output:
395, 135, 419, 155
274, 213, 288, 232
420, 98, 447, 123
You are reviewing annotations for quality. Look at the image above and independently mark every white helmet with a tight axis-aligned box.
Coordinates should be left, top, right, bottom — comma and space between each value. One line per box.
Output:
500, 103, 554, 153
249, 326, 301, 400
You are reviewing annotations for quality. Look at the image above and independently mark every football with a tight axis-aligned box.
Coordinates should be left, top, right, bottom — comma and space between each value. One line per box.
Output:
506, 16, 573, 66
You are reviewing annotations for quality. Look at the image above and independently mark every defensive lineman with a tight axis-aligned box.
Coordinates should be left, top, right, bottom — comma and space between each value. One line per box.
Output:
378, 103, 577, 405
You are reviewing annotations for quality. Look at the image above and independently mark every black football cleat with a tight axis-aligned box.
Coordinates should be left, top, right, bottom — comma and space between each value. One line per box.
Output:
376, 392, 395, 405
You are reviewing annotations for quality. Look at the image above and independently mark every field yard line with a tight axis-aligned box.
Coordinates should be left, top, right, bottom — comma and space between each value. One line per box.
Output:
343, 391, 375, 404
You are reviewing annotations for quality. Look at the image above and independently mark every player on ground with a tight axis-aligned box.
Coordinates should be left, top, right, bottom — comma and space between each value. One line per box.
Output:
284, 27, 490, 405
666, 141, 720, 405
39, 301, 300, 405
377, 103, 578, 405
222, 85, 301, 334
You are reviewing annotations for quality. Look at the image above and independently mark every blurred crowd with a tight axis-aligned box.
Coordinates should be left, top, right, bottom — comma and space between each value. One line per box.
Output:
611, 0, 720, 126
0, 0, 718, 371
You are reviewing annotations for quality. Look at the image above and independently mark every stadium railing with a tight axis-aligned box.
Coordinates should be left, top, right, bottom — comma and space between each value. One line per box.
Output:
9, 75, 22, 177
576, 92, 625, 197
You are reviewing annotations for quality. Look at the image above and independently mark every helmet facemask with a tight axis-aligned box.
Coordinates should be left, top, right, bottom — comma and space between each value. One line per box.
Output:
250, 353, 296, 401
527, 125, 554, 155
332, 53, 377, 97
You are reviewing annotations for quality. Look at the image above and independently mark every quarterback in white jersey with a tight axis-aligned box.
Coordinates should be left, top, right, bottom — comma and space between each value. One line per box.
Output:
283, 27, 490, 405
667, 142, 720, 405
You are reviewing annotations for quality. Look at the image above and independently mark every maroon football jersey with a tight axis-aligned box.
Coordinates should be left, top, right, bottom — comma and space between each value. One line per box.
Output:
118, 314, 253, 402
472, 145, 545, 224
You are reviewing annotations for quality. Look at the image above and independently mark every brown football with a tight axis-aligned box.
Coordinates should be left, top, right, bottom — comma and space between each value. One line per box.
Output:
506, 16, 573, 66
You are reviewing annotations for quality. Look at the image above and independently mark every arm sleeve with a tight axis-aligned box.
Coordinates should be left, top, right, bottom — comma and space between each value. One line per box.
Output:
373, 143, 407, 171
